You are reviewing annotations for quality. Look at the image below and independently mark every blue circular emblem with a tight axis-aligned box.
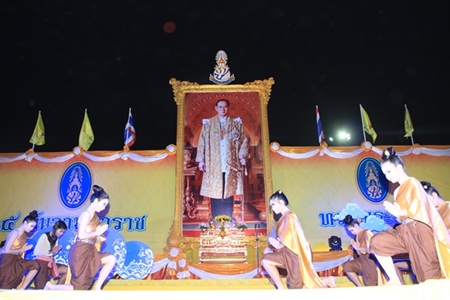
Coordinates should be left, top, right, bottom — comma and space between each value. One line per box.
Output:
356, 157, 389, 203
59, 162, 92, 209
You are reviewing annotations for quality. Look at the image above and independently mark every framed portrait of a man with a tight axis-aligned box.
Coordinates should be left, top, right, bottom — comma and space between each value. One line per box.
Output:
169, 77, 274, 247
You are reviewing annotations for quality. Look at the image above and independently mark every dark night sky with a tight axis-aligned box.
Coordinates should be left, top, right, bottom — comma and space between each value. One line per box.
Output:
1, 1, 449, 153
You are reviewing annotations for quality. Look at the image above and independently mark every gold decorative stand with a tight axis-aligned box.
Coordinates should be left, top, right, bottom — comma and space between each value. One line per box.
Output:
199, 228, 247, 263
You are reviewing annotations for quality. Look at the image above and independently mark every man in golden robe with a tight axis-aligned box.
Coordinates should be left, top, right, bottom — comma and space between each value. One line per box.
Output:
196, 99, 249, 219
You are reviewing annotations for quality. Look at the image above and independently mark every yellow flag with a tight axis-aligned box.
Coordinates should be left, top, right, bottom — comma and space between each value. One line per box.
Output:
360, 105, 377, 143
404, 105, 414, 138
79, 110, 95, 151
29, 111, 45, 146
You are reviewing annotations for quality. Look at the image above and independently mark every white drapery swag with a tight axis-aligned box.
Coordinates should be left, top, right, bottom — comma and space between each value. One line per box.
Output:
270, 142, 450, 159
0, 145, 176, 163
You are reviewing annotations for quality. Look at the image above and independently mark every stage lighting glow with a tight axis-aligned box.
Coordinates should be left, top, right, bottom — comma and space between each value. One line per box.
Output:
338, 131, 351, 141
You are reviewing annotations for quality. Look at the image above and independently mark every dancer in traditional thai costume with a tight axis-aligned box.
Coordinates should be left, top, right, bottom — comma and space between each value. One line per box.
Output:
0, 210, 40, 289
421, 181, 450, 232
65, 185, 116, 290
342, 214, 379, 286
370, 147, 450, 285
261, 190, 335, 289
44, 186, 116, 291
335, 204, 410, 286
33, 221, 68, 288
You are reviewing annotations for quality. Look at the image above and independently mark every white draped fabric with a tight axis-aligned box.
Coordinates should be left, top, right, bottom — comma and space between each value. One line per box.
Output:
188, 266, 258, 279
2, 142, 449, 164
270, 142, 450, 159
0, 145, 176, 163
150, 255, 351, 279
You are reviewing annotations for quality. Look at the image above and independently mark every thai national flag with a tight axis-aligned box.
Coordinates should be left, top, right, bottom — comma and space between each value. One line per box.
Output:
124, 108, 136, 147
316, 105, 325, 145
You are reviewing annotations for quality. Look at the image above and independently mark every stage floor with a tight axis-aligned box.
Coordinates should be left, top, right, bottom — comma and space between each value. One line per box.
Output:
1, 280, 450, 300
103, 272, 417, 290
1, 278, 449, 300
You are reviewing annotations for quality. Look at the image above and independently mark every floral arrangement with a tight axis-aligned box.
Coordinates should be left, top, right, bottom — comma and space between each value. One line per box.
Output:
236, 223, 248, 229
198, 222, 210, 230
214, 214, 231, 223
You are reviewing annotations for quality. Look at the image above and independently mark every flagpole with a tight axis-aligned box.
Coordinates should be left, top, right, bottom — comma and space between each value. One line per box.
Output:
32, 133, 36, 150
316, 105, 321, 145
359, 105, 367, 142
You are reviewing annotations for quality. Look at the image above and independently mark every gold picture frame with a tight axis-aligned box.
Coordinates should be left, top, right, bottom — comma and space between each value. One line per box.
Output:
167, 77, 274, 252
